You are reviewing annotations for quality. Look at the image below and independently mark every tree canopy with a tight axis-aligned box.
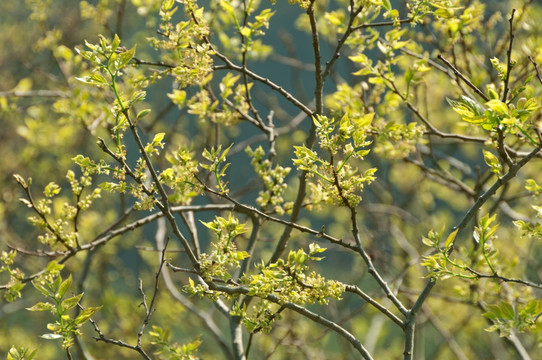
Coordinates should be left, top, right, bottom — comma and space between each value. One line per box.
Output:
1, 0, 542, 359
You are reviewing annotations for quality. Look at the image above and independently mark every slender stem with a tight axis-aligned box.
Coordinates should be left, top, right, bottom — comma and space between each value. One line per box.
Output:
465, 267, 542, 289
344, 285, 404, 327
307, 0, 323, 113
109, 71, 200, 268
353, 230, 409, 316
502, 9, 516, 102
212, 61, 313, 117
406, 158, 476, 198
208, 282, 375, 360
496, 128, 514, 167
449, 145, 542, 251
136, 238, 169, 347
329, 151, 408, 316
351, 18, 413, 31
438, 55, 490, 102
268, 0, 322, 263
115, 0, 126, 38
1, 204, 230, 290
403, 278, 437, 360
197, 182, 360, 252
237, 215, 261, 280
528, 56, 542, 85
384, 72, 487, 144
87, 315, 152, 360
155, 219, 234, 360
16, 182, 75, 251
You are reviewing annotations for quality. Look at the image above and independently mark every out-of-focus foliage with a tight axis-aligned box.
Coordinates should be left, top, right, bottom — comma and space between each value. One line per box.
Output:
1, 0, 542, 359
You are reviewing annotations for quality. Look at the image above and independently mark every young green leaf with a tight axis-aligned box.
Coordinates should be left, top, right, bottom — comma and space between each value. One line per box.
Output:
74, 306, 102, 325
61, 293, 84, 311
444, 228, 459, 249
26, 302, 55, 312
483, 150, 502, 174
57, 275, 72, 299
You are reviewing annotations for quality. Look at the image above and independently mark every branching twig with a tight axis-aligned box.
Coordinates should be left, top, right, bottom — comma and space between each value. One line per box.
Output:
528, 56, 542, 85
0, 204, 230, 290
155, 219, 234, 360
267, 1, 322, 264
212, 62, 313, 117
502, 9, 517, 102
130, 56, 176, 68
450, 144, 542, 250
494, 9, 518, 169
321, 4, 364, 86
208, 281, 375, 360
87, 315, 152, 360
465, 266, 542, 289
403, 277, 437, 360
344, 285, 404, 327
136, 237, 169, 347
113, 102, 200, 268
328, 151, 408, 316
406, 158, 476, 198
438, 55, 490, 102
382, 73, 488, 143
351, 18, 413, 31
196, 181, 359, 252
15, 179, 75, 252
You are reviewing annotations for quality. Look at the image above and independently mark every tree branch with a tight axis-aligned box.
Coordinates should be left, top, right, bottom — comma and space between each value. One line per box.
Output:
502, 9, 517, 102
438, 55, 490, 102
450, 144, 542, 250
208, 282, 375, 360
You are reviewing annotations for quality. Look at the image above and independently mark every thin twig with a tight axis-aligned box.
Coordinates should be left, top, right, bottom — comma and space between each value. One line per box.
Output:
344, 285, 404, 327
380, 70, 487, 143
229, 109, 307, 155
321, 4, 364, 83
87, 315, 152, 360
267, 1, 321, 264
0, 204, 230, 290
351, 18, 413, 31
307, 0, 322, 113
406, 158, 476, 198
130, 56, 176, 68
115, 0, 126, 38
137, 237, 169, 347
238, 0, 266, 135
155, 218, 234, 360
208, 282, 375, 360
438, 55, 490, 102
196, 180, 359, 252
528, 56, 542, 85
110, 99, 200, 268
328, 149, 408, 316
403, 277, 437, 360
15, 179, 75, 251
212, 62, 313, 117
494, 9, 518, 169
450, 144, 542, 250
465, 266, 542, 289
5, 245, 59, 257
502, 9, 517, 102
